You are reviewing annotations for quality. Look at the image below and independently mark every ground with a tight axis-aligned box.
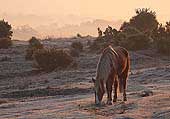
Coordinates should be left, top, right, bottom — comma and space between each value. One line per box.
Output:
0, 38, 170, 119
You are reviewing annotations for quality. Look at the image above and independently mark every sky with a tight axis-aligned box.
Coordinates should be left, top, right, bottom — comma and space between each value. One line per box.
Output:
1, 0, 170, 38
0, 0, 170, 30
0, 0, 170, 22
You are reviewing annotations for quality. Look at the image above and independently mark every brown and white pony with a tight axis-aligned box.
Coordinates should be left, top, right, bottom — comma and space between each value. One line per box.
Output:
92, 46, 130, 105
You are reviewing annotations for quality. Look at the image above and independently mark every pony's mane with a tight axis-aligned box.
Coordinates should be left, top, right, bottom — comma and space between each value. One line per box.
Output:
95, 46, 118, 89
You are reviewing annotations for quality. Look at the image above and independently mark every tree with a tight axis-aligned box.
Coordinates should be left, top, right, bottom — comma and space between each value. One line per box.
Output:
120, 8, 159, 36
0, 19, 13, 39
165, 21, 170, 37
120, 22, 130, 31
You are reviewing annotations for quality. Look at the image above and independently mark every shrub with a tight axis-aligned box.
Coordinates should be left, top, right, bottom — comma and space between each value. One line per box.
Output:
156, 38, 170, 55
121, 26, 141, 36
25, 48, 35, 60
25, 37, 43, 60
89, 41, 100, 51
28, 37, 43, 49
71, 41, 83, 51
70, 48, 80, 57
0, 37, 12, 49
120, 8, 158, 34
119, 33, 150, 50
33, 48, 74, 71
89, 40, 111, 52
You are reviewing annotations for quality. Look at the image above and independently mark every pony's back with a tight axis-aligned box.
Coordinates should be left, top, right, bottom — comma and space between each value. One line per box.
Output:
96, 45, 129, 84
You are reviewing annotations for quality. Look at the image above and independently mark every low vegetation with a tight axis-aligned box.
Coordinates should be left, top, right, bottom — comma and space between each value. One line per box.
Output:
156, 38, 170, 55
71, 41, 83, 51
33, 48, 74, 71
153, 23, 170, 55
0, 37, 12, 49
25, 37, 44, 60
70, 48, 80, 57
118, 33, 150, 50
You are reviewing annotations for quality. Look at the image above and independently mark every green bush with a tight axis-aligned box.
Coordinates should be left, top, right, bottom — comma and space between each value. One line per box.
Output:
121, 26, 141, 36
33, 48, 74, 71
0, 37, 12, 49
120, 8, 158, 34
71, 41, 83, 51
156, 38, 170, 55
119, 33, 150, 50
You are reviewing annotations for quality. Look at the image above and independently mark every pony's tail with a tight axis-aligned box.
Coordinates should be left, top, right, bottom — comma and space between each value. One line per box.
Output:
118, 55, 130, 93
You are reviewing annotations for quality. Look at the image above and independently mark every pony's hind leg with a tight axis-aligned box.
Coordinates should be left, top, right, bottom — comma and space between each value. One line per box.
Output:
113, 78, 118, 102
121, 72, 128, 101
123, 78, 127, 101
122, 57, 130, 101
106, 77, 113, 105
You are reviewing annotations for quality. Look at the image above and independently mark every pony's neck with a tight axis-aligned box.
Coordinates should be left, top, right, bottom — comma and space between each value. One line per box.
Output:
96, 79, 105, 96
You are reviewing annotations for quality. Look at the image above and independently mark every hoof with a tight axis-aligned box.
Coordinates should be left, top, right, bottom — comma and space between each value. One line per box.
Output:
95, 102, 101, 106
106, 101, 112, 105
113, 99, 117, 102
123, 98, 127, 101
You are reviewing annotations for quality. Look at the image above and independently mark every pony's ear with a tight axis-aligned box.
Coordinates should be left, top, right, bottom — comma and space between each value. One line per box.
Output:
92, 78, 96, 83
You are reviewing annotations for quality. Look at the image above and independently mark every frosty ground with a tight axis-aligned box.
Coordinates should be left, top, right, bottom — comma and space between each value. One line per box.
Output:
0, 38, 170, 119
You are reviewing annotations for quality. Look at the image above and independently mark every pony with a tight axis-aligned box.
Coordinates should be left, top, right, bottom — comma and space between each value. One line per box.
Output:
92, 45, 130, 105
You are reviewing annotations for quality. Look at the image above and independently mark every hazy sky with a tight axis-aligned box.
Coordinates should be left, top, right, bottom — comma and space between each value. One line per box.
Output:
0, 0, 170, 23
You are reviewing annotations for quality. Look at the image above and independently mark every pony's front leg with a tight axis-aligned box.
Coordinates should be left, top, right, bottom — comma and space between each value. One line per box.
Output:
106, 80, 113, 105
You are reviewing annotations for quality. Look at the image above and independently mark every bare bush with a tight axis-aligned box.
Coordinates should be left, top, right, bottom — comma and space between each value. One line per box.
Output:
33, 48, 74, 71
25, 37, 43, 60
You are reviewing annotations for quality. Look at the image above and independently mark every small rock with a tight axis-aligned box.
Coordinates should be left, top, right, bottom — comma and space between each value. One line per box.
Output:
139, 90, 153, 97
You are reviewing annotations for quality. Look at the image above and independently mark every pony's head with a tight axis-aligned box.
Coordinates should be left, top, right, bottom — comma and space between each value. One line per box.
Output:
92, 77, 105, 105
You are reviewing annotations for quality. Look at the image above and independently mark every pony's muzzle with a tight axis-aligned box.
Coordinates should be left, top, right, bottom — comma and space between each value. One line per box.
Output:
95, 102, 101, 106
95, 95, 101, 105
